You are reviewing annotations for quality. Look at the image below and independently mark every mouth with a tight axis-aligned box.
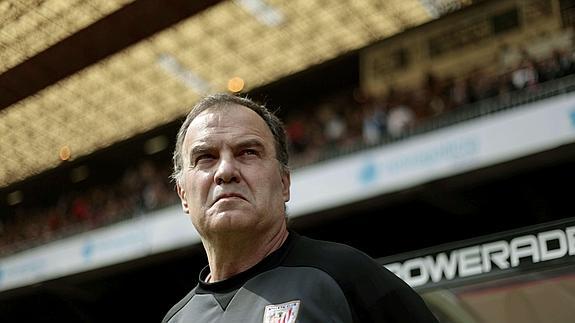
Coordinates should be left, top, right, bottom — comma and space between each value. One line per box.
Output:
213, 193, 247, 205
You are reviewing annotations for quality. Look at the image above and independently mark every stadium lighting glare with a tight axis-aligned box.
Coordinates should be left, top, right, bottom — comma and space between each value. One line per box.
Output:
0, 0, 470, 188
59, 146, 72, 161
419, 0, 473, 19
233, 0, 285, 27
227, 76, 245, 93
157, 54, 212, 94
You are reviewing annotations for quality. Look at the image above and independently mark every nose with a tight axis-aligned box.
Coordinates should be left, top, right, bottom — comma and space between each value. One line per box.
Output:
214, 154, 240, 185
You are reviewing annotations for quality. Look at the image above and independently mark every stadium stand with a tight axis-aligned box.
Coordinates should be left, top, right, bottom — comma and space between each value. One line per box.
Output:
2, 33, 575, 256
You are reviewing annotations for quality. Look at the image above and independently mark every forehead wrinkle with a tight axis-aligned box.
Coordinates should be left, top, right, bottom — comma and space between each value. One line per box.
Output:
199, 104, 272, 136
184, 105, 275, 157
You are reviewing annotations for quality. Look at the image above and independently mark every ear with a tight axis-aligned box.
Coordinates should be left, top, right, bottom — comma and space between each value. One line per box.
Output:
281, 170, 291, 202
176, 183, 190, 214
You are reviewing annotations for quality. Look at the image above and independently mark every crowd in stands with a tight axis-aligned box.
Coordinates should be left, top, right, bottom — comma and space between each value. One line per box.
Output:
2, 30, 575, 257
0, 161, 178, 256
286, 32, 575, 165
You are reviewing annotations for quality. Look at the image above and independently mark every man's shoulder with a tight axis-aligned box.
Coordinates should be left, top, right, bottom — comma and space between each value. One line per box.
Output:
161, 286, 198, 323
287, 234, 391, 283
291, 234, 373, 264
287, 234, 439, 322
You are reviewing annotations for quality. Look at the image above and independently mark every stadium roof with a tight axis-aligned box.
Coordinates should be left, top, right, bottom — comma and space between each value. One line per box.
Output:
0, 0, 473, 188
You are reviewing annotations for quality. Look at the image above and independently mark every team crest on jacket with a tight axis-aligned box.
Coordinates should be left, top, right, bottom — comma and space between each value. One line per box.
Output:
263, 300, 300, 323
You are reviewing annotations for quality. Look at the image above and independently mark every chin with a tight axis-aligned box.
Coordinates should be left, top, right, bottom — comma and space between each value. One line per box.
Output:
210, 211, 258, 231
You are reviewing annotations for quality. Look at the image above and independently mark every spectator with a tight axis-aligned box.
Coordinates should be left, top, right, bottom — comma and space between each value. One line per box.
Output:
512, 58, 539, 90
387, 92, 415, 138
362, 98, 387, 145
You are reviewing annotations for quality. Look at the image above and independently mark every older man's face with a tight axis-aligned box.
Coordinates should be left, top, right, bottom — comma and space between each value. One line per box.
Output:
177, 104, 290, 238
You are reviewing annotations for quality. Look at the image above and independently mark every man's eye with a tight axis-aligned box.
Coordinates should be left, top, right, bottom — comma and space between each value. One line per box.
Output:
195, 154, 215, 164
242, 149, 258, 156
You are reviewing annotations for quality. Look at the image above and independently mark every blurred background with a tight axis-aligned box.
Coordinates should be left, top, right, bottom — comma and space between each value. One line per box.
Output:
1, 0, 575, 321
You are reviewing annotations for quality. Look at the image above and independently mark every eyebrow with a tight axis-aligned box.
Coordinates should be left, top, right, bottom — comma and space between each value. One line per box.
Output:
189, 144, 213, 160
188, 138, 267, 162
235, 138, 266, 152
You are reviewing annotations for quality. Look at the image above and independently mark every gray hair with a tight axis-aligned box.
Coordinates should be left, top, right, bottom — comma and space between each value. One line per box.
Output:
171, 93, 289, 183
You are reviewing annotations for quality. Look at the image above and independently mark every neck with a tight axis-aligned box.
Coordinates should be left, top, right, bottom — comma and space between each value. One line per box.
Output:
203, 225, 289, 282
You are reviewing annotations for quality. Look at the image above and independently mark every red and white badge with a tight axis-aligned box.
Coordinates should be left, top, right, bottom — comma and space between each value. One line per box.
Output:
263, 300, 300, 323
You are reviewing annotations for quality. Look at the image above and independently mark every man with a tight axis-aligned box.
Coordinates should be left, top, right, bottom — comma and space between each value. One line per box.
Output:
163, 93, 438, 323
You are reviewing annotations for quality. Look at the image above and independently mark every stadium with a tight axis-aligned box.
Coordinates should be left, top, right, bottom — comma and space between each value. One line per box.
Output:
1, 0, 574, 321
